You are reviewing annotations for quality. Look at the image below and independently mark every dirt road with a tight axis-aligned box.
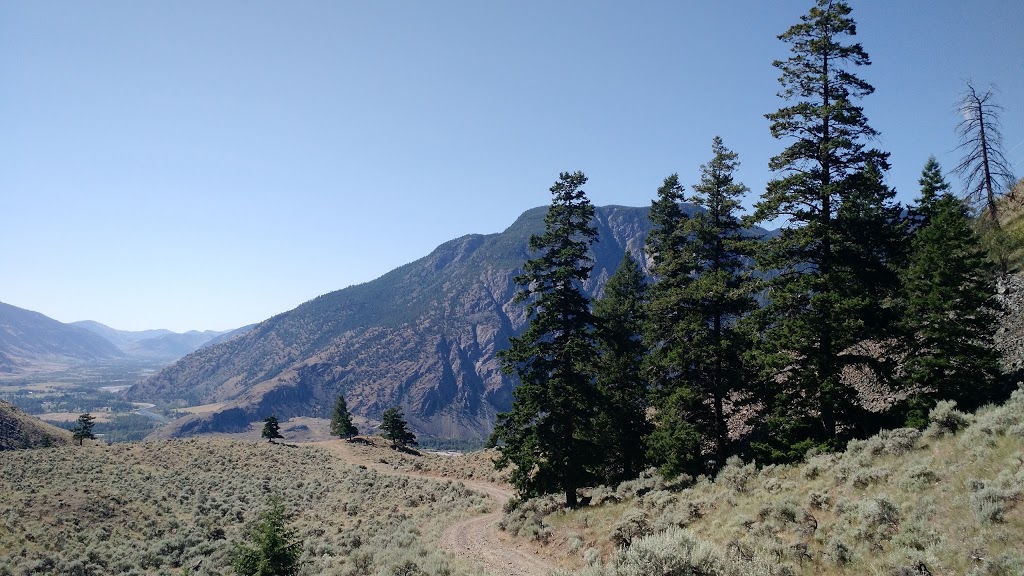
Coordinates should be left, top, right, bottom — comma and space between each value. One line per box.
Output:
438, 480, 556, 576
316, 440, 558, 576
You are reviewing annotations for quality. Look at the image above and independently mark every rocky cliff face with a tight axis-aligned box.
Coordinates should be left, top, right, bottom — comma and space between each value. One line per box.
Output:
134, 205, 674, 441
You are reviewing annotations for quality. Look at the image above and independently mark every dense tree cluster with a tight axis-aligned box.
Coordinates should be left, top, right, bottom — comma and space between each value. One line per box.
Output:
492, 0, 1009, 507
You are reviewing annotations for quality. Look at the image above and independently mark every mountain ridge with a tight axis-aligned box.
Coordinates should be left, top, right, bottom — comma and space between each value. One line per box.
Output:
72, 321, 232, 361
131, 204, 773, 441
0, 302, 126, 373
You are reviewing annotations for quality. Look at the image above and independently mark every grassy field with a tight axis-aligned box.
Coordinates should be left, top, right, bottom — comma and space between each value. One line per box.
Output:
500, 389, 1024, 576
0, 437, 496, 576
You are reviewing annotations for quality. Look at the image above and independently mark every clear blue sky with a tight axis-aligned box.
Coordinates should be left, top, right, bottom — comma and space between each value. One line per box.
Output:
2, 1, 1022, 332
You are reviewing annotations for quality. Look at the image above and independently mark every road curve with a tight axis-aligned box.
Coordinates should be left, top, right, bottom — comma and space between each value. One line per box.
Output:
315, 440, 558, 576
439, 480, 556, 576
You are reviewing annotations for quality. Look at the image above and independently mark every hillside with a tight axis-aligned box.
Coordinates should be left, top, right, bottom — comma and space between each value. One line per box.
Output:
1, 387, 1022, 576
0, 302, 125, 373
131, 205, 728, 442
503, 388, 1024, 576
0, 437, 496, 575
0, 399, 71, 450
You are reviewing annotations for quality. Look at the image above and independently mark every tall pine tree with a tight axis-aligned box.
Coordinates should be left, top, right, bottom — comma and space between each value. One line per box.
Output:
899, 159, 1001, 423
681, 137, 757, 470
749, 0, 903, 461
592, 253, 650, 485
490, 171, 599, 508
645, 139, 757, 475
644, 173, 703, 476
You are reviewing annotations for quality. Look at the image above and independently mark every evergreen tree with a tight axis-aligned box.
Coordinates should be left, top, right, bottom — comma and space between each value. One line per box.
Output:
232, 494, 301, 576
749, 0, 904, 461
916, 156, 952, 223
644, 138, 757, 476
643, 173, 702, 476
71, 413, 96, 446
262, 416, 283, 443
681, 137, 757, 470
381, 407, 417, 448
592, 253, 650, 484
490, 170, 599, 508
329, 395, 358, 439
899, 160, 1001, 424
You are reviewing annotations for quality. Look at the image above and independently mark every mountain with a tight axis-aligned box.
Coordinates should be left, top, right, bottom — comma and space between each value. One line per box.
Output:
0, 302, 125, 373
70, 320, 174, 348
134, 205, 717, 441
72, 321, 231, 362
0, 399, 72, 449
200, 324, 257, 349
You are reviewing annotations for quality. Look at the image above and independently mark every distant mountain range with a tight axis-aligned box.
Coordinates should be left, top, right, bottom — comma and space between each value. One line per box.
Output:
0, 303, 251, 373
132, 205, 770, 442
0, 302, 125, 373
71, 321, 245, 362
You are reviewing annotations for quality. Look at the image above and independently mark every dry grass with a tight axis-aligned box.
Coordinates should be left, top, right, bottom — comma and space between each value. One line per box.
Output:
177, 402, 228, 415
0, 437, 495, 575
506, 387, 1024, 576
35, 411, 114, 423
335, 435, 510, 487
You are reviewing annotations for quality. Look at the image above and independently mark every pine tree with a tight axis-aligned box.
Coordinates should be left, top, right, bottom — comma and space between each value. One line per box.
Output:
916, 156, 952, 223
329, 395, 358, 439
592, 253, 650, 485
381, 407, 417, 448
490, 170, 599, 508
749, 0, 904, 461
643, 173, 702, 476
71, 413, 96, 446
262, 416, 283, 443
682, 137, 757, 470
232, 494, 301, 576
899, 159, 1001, 424
644, 138, 757, 475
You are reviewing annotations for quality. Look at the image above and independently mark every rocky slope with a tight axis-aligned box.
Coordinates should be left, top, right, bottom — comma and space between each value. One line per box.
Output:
0, 400, 71, 450
133, 205, 694, 441
0, 302, 125, 373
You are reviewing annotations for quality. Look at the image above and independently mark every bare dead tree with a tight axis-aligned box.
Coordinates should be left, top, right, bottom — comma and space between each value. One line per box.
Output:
953, 82, 1016, 226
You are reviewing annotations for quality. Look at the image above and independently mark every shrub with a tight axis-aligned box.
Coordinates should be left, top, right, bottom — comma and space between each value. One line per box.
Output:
611, 510, 651, 548
716, 457, 757, 494
601, 528, 792, 576
925, 401, 972, 437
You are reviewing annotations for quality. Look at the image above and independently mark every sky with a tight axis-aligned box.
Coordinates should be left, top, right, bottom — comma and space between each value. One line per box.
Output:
2, 1, 1022, 332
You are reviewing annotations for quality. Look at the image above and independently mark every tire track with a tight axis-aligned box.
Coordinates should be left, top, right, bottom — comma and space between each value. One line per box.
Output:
316, 440, 557, 576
